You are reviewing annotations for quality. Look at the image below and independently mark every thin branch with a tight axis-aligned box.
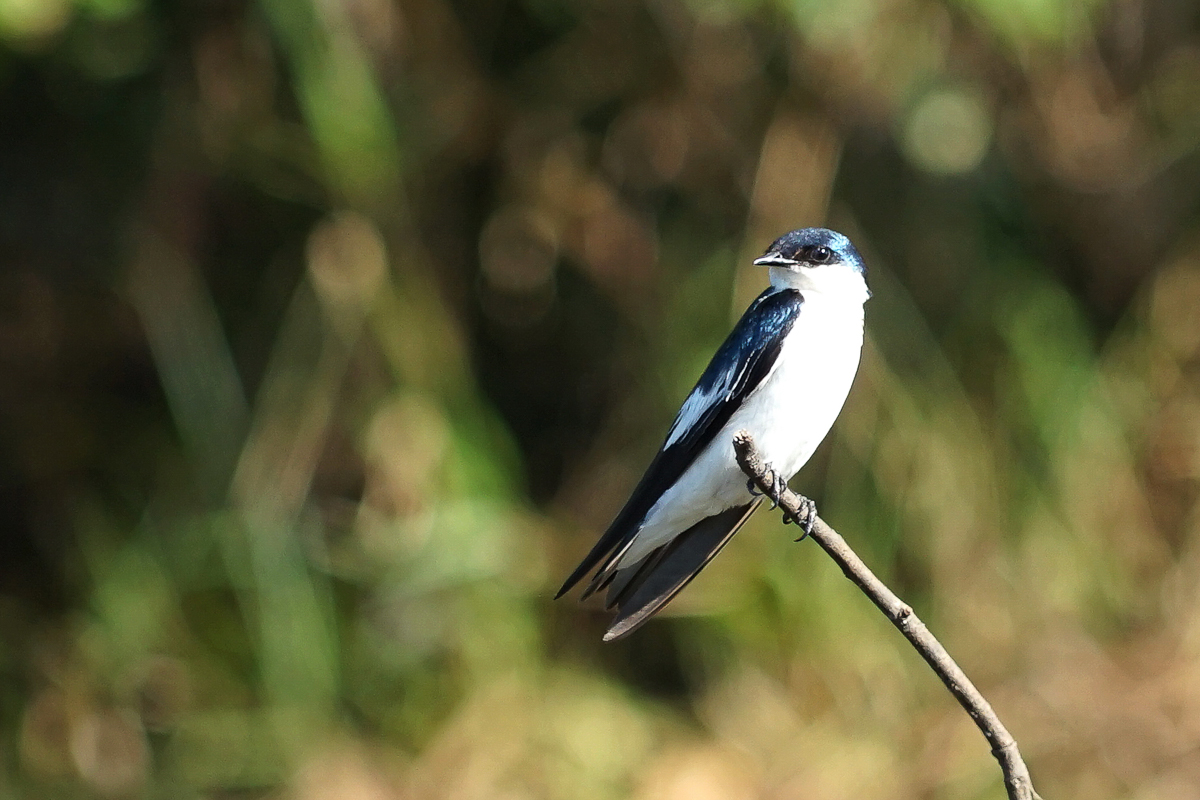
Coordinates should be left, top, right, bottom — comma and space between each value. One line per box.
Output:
733, 431, 1042, 800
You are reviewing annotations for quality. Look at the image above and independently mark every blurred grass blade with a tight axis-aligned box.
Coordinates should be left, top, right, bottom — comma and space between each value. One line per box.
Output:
128, 227, 249, 495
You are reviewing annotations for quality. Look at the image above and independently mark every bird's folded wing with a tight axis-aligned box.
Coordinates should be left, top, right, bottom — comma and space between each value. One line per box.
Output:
556, 288, 804, 598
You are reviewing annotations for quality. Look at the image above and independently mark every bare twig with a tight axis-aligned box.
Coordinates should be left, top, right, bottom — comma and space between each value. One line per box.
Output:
733, 431, 1042, 800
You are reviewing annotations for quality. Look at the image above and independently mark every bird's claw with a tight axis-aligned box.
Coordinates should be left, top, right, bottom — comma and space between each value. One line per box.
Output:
786, 496, 818, 541
750, 462, 815, 539
753, 462, 785, 509
768, 471, 787, 510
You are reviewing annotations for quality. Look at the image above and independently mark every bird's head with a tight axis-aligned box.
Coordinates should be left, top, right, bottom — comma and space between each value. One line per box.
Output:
754, 228, 870, 301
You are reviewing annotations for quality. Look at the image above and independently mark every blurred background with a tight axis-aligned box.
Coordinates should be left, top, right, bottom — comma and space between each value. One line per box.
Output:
2, 0, 1200, 797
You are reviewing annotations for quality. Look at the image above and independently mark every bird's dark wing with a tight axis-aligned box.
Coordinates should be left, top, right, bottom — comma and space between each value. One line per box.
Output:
602, 500, 762, 640
556, 287, 804, 600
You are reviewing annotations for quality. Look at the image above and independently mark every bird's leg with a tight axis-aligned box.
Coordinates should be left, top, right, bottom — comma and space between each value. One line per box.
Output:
769, 470, 788, 510
783, 495, 818, 541
752, 461, 786, 508
748, 457, 817, 539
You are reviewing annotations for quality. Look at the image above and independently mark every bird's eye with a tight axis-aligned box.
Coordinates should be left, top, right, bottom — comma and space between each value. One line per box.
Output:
810, 245, 832, 263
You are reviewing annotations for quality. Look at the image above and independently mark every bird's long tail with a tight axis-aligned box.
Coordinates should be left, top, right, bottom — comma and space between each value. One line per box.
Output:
601, 499, 761, 641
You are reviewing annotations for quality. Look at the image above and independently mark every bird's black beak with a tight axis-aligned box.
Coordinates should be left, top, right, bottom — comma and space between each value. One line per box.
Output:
753, 254, 798, 268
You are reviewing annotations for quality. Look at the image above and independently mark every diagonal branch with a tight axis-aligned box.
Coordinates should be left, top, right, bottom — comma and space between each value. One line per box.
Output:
733, 431, 1043, 800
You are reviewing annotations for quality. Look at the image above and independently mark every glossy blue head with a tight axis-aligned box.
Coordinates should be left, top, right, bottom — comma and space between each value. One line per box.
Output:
753, 228, 867, 276
753, 228, 870, 301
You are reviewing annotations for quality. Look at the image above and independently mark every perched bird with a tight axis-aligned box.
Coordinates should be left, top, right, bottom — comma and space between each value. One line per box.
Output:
557, 228, 871, 641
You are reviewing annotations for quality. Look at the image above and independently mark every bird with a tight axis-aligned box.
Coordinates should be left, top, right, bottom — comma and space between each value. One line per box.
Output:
556, 227, 871, 641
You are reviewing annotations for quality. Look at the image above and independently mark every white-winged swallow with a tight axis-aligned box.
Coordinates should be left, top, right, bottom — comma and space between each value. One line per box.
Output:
557, 228, 871, 641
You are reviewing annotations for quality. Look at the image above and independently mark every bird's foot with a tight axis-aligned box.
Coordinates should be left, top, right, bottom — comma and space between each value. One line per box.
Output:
783, 495, 818, 541
751, 461, 789, 509
768, 470, 788, 510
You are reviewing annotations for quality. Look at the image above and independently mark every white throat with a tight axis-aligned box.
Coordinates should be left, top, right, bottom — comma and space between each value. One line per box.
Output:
768, 265, 870, 306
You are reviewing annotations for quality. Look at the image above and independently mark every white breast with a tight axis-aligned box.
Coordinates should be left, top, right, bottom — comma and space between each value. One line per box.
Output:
740, 298, 864, 478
